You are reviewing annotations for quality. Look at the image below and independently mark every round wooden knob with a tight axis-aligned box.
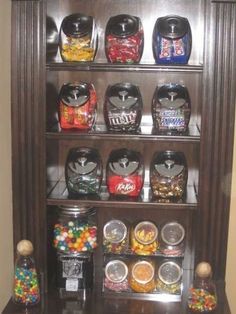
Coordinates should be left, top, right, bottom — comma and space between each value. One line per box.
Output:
17, 240, 34, 256
195, 262, 212, 278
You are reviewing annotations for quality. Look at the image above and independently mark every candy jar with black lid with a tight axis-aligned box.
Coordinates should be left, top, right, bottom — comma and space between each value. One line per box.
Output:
59, 82, 97, 130
188, 262, 217, 313
104, 83, 142, 133
150, 151, 188, 200
131, 221, 159, 255
153, 15, 192, 64
65, 147, 102, 196
59, 13, 97, 62
152, 84, 191, 134
106, 148, 144, 197
104, 259, 129, 292
56, 251, 94, 299
53, 205, 97, 254
160, 222, 185, 256
105, 14, 144, 64
103, 219, 129, 254
156, 260, 182, 295
129, 259, 156, 293
13, 240, 40, 307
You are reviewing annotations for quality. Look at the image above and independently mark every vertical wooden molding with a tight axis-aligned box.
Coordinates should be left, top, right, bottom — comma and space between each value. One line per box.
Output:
198, 1, 236, 279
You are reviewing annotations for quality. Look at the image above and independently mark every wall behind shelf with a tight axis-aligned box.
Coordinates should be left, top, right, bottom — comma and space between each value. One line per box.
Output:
0, 0, 13, 312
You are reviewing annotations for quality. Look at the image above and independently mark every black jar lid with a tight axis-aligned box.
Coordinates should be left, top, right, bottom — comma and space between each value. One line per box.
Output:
103, 220, 127, 243
105, 260, 128, 283
58, 205, 95, 217
60, 83, 90, 107
155, 15, 190, 39
156, 84, 190, 110
66, 147, 101, 175
161, 222, 185, 246
106, 83, 141, 110
108, 149, 142, 176
106, 14, 140, 37
61, 13, 94, 38
158, 261, 182, 285
152, 151, 187, 177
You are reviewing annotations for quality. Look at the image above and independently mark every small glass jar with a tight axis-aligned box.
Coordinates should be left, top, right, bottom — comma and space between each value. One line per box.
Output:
188, 262, 217, 313
129, 260, 156, 293
156, 261, 182, 295
59, 13, 97, 62
59, 82, 97, 130
57, 252, 93, 299
103, 219, 129, 254
160, 222, 185, 256
106, 148, 144, 197
104, 83, 143, 132
152, 84, 191, 134
12, 240, 40, 307
150, 151, 188, 200
131, 221, 159, 255
105, 14, 144, 64
153, 15, 192, 64
65, 147, 102, 196
53, 205, 97, 254
104, 259, 129, 292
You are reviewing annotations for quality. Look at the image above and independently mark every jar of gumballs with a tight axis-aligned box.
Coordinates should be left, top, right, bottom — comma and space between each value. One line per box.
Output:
12, 240, 40, 307
188, 262, 217, 313
53, 205, 97, 254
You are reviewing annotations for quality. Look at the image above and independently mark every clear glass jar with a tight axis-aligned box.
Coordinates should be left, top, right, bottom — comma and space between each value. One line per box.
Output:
160, 222, 185, 256
65, 147, 103, 196
59, 13, 97, 62
105, 14, 144, 64
59, 82, 97, 130
57, 252, 93, 299
150, 151, 188, 200
152, 84, 191, 134
129, 260, 156, 293
12, 240, 40, 306
153, 15, 192, 64
104, 259, 129, 292
53, 205, 97, 254
106, 148, 144, 197
131, 221, 159, 255
156, 261, 182, 295
104, 83, 143, 132
103, 219, 129, 254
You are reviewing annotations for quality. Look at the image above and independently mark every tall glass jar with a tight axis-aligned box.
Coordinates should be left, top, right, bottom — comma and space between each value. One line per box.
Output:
53, 205, 97, 254
156, 261, 182, 295
129, 260, 156, 293
104, 259, 129, 292
160, 222, 185, 256
12, 240, 40, 307
59, 13, 97, 62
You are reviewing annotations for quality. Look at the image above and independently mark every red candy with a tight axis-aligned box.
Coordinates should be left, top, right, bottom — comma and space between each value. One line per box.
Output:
107, 175, 143, 197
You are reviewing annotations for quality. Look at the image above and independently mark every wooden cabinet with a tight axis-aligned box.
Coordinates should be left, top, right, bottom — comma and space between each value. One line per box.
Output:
3, 0, 236, 313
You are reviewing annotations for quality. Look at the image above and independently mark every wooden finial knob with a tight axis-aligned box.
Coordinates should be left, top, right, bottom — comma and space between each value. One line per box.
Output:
17, 240, 34, 256
195, 262, 212, 278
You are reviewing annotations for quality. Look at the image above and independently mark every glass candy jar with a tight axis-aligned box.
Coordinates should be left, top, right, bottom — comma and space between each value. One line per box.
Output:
153, 15, 192, 64
106, 148, 144, 197
104, 259, 129, 292
13, 240, 40, 306
53, 205, 97, 254
105, 14, 144, 63
156, 261, 182, 295
104, 83, 142, 132
59, 82, 97, 130
103, 219, 129, 254
129, 260, 156, 293
65, 147, 102, 196
152, 84, 191, 134
160, 222, 185, 256
60, 13, 97, 62
131, 221, 159, 255
188, 262, 217, 313
150, 151, 188, 200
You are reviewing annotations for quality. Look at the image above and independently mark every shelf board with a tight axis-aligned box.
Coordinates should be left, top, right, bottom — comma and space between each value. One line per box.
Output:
46, 62, 204, 73
47, 181, 198, 209
46, 124, 200, 143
